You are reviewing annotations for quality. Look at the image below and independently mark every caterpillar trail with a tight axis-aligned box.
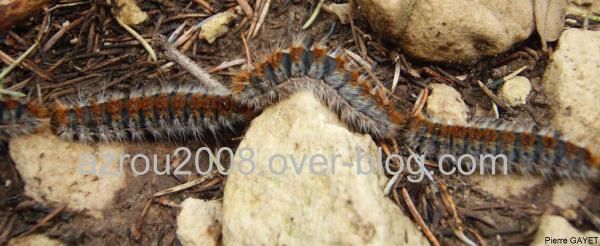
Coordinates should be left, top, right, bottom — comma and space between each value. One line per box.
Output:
0, 36, 598, 181
231, 38, 405, 140
404, 114, 600, 180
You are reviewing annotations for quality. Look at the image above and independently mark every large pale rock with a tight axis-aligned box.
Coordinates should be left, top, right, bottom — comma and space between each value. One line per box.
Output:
426, 83, 468, 124
499, 76, 532, 106
177, 198, 222, 246
356, 0, 534, 63
222, 91, 429, 245
8, 234, 64, 246
543, 29, 600, 153
355, 0, 416, 45
9, 129, 126, 218
531, 214, 600, 246
567, 0, 600, 17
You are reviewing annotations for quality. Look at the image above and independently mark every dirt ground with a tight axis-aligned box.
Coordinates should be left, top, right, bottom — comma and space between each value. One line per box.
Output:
0, 0, 598, 245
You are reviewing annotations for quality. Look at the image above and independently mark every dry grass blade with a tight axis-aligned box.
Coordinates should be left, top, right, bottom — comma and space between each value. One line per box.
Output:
152, 171, 217, 197
115, 17, 157, 62
302, 0, 325, 29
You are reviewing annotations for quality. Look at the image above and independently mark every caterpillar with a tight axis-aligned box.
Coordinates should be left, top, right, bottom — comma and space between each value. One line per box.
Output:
0, 36, 598, 181
0, 98, 48, 139
403, 114, 600, 180
1, 85, 255, 143
231, 38, 405, 140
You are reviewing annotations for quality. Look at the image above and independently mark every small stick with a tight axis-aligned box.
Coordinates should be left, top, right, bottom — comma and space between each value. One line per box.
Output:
156, 36, 230, 95
401, 187, 441, 246
391, 58, 401, 93
43, 16, 85, 52
240, 33, 253, 67
192, 0, 215, 13
152, 171, 217, 197
20, 203, 68, 237
251, 0, 271, 38
476, 80, 515, 114
411, 87, 429, 117
131, 200, 152, 241
208, 58, 246, 73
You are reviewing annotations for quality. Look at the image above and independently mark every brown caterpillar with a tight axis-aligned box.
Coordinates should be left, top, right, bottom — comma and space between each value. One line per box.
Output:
403, 114, 600, 180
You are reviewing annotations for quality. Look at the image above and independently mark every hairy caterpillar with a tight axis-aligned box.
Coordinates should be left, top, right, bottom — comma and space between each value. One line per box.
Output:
0, 98, 48, 139
404, 114, 600, 180
231, 38, 405, 140
1, 85, 254, 143
0, 36, 598, 180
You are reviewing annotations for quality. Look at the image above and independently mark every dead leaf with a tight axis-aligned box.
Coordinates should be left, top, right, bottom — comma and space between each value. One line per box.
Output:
535, 0, 567, 51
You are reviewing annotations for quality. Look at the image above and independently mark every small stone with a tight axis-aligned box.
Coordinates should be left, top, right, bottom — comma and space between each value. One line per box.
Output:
498, 76, 531, 106
176, 198, 222, 246
561, 209, 578, 221
531, 214, 600, 246
426, 83, 468, 124
9, 129, 126, 218
543, 29, 600, 153
8, 234, 64, 246
199, 8, 240, 44
113, 0, 148, 25
222, 91, 430, 245
551, 181, 589, 209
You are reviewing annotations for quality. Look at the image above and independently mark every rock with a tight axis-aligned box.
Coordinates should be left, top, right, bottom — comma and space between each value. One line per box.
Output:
567, 0, 600, 17
498, 76, 532, 106
543, 29, 600, 153
469, 175, 543, 200
199, 7, 240, 44
113, 0, 148, 25
0, 0, 49, 34
9, 129, 126, 218
535, 0, 567, 49
531, 214, 600, 246
8, 234, 64, 246
551, 181, 589, 209
176, 198, 222, 246
356, 0, 535, 63
222, 91, 430, 245
426, 83, 468, 124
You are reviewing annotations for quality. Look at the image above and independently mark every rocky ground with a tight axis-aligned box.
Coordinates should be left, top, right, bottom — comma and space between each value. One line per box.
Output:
0, 0, 599, 245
